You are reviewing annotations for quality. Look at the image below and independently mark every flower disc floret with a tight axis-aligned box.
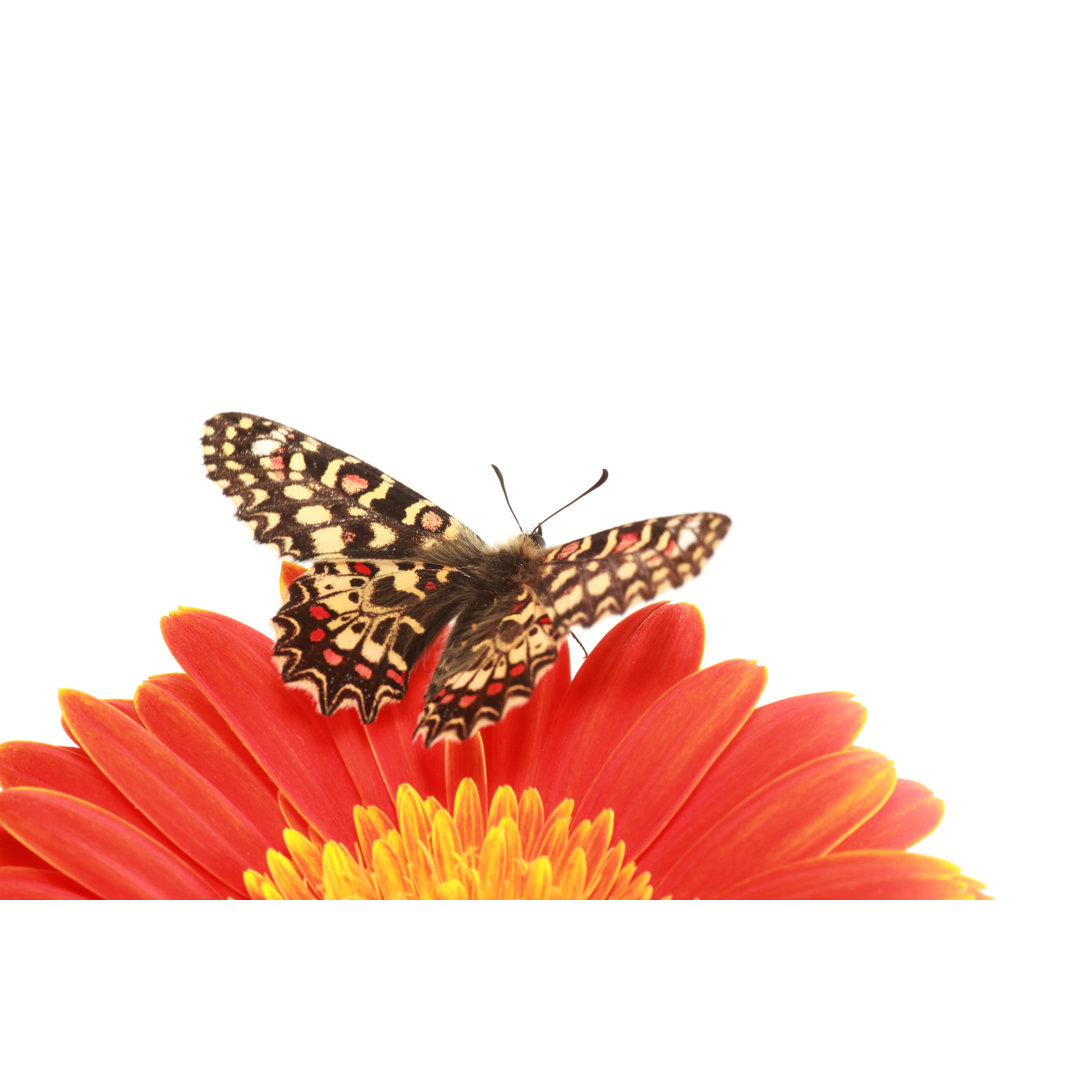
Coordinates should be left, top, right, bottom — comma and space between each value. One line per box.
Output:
244, 779, 654, 900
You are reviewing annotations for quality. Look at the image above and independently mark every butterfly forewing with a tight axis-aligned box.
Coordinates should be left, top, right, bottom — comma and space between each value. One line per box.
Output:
538, 512, 731, 630
202, 413, 482, 560
203, 413, 731, 744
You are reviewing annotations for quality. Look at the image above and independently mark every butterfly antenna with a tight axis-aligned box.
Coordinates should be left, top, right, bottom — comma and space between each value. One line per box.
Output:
491, 464, 527, 535
532, 468, 609, 538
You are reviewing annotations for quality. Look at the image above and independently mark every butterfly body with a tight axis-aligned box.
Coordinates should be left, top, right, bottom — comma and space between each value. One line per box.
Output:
203, 413, 730, 745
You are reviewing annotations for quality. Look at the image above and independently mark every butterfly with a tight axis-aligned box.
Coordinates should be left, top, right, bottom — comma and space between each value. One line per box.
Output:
202, 413, 731, 745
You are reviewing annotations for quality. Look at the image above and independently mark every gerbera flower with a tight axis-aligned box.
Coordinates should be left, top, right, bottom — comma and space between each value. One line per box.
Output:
0, 568, 987, 899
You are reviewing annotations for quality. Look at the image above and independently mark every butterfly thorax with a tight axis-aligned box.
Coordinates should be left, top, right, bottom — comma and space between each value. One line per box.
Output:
431, 532, 547, 610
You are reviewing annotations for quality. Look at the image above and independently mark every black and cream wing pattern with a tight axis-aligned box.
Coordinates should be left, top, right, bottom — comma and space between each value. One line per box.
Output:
203, 413, 730, 745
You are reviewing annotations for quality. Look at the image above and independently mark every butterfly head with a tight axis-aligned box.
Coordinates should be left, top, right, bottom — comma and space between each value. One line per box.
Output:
491, 464, 609, 549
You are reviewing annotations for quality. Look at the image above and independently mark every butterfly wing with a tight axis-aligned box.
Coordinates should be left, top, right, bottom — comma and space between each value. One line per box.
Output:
203, 412, 484, 721
538, 512, 731, 629
202, 412, 483, 559
391, 513, 730, 744
414, 585, 560, 746
273, 559, 469, 718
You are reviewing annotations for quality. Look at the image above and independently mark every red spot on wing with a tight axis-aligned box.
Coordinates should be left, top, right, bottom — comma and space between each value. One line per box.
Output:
323, 648, 343, 666
341, 473, 369, 495
354, 662, 373, 679
555, 540, 581, 560
309, 604, 330, 620
386, 669, 405, 686
352, 562, 373, 575
420, 510, 444, 531
613, 531, 639, 554
270, 455, 284, 469
424, 580, 438, 591
663, 540, 678, 557
459, 694, 477, 707
509, 662, 526, 677
310, 628, 326, 642
537, 615, 552, 626
486, 681, 504, 696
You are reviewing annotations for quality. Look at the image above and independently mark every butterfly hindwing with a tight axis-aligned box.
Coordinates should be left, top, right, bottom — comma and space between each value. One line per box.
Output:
538, 512, 731, 631
273, 559, 469, 718
202, 412, 482, 560
414, 585, 560, 746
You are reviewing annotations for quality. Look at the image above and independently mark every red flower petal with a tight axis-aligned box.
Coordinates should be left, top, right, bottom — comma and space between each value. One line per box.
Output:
0, 821, 50, 870
353, 628, 453, 809
0, 789, 225, 899
834, 778, 945, 852
642, 691, 867, 874
161, 609, 362, 841
321, 709, 398, 820
711, 692, 870, 808
133, 680, 285, 844
526, 603, 706, 805
655, 749, 896, 897
0, 866, 96, 899
143, 673, 280, 793
479, 645, 572, 797
105, 699, 141, 724
60, 689, 275, 891
720, 850, 986, 899
576, 659, 767, 860
0, 739, 183, 853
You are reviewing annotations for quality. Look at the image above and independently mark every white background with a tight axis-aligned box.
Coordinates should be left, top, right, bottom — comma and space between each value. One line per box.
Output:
1, 2, 1074, 1072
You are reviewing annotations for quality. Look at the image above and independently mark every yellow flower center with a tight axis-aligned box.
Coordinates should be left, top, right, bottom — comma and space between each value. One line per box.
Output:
244, 778, 653, 900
